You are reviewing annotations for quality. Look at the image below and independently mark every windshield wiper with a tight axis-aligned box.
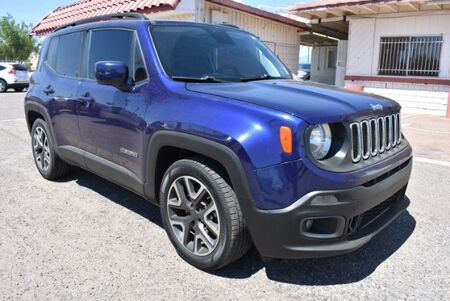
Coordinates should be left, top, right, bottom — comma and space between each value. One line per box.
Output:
171, 76, 228, 83
240, 74, 284, 82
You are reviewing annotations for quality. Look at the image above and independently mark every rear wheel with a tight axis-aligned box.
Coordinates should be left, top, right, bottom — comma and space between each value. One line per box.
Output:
31, 118, 70, 179
160, 158, 251, 270
0, 79, 7, 92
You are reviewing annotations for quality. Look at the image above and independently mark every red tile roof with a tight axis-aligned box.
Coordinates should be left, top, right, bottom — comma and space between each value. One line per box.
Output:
32, 0, 180, 35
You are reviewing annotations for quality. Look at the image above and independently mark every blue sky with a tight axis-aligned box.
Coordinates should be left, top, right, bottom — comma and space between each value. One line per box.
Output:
237, 0, 308, 14
1, 0, 309, 25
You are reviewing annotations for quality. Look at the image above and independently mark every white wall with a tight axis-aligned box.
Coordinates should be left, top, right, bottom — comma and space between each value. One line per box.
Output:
347, 12, 450, 79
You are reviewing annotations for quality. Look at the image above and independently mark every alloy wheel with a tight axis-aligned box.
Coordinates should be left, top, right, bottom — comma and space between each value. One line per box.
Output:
167, 176, 220, 256
33, 126, 51, 171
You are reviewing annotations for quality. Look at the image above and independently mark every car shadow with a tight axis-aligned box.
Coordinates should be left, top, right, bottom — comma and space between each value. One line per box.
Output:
58, 168, 415, 286
56, 167, 163, 227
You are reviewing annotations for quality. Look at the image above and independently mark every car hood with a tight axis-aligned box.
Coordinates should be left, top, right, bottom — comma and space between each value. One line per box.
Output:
186, 80, 400, 124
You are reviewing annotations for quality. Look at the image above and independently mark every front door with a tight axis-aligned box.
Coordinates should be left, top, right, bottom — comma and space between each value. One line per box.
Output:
77, 28, 149, 180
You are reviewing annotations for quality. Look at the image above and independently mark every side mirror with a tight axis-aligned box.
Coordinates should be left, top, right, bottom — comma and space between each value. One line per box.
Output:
95, 61, 134, 92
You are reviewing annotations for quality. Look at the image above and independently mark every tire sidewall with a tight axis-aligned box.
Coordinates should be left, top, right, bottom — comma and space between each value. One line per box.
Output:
0, 79, 7, 92
160, 160, 233, 270
31, 118, 58, 179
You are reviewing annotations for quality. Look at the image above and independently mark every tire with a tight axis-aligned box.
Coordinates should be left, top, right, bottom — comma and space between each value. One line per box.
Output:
14, 87, 24, 92
0, 79, 7, 92
160, 158, 251, 270
31, 118, 70, 180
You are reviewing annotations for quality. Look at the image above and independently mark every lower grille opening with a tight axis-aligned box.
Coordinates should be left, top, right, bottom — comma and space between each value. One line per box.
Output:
363, 159, 410, 187
347, 186, 407, 235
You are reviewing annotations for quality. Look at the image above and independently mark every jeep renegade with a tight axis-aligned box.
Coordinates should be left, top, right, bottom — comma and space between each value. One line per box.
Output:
25, 14, 412, 270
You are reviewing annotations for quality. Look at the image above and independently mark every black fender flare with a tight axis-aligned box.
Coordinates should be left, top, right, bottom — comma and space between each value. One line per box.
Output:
24, 101, 53, 134
144, 130, 254, 204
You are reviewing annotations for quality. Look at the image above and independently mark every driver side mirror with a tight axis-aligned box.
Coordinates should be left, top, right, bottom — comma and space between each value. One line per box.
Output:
95, 61, 134, 92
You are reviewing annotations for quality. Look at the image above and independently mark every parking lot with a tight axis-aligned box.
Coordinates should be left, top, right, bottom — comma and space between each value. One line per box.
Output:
0, 91, 449, 300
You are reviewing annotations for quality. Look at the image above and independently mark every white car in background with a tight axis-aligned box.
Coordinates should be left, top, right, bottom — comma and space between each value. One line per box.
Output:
0, 63, 30, 92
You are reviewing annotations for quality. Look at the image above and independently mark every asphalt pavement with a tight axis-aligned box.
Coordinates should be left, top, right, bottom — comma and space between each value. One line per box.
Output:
0, 91, 449, 300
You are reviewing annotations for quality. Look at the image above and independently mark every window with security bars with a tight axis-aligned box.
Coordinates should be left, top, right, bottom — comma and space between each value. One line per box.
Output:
378, 36, 442, 77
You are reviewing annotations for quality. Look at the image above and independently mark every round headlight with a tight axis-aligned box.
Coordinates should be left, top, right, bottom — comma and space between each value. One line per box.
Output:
309, 124, 332, 160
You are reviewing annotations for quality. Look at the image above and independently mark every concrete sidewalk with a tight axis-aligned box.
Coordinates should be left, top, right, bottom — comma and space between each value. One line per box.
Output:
402, 114, 450, 163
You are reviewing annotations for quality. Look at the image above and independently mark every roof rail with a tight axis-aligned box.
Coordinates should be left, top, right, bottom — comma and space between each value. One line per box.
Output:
217, 22, 241, 29
55, 13, 148, 32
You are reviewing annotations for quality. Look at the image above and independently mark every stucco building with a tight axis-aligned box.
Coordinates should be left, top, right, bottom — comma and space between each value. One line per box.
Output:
290, 0, 450, 116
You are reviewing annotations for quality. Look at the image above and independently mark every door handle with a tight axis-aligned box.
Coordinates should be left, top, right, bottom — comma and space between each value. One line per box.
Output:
43, 85, 55, 96
78, 92, 95, 107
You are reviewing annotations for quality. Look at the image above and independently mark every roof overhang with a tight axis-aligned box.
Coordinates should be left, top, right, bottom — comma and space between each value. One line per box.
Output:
289, 0, 450, 22
289, 0, 450, 46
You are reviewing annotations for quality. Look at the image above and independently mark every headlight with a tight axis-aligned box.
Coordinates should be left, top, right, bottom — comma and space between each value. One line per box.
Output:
309, 124, 332, 160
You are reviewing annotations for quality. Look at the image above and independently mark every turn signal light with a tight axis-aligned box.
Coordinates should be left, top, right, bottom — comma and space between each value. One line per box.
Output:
279, 126, 292, 154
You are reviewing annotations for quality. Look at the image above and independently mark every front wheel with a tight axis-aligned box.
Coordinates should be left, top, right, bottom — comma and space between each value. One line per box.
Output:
160, 158, 251, 270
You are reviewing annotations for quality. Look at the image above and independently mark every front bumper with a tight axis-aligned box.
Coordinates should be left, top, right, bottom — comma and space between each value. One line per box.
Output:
244, 157, 412, 259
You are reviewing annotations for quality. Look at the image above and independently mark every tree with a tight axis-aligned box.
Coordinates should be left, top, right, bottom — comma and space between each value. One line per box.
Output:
0, 14, 37, 62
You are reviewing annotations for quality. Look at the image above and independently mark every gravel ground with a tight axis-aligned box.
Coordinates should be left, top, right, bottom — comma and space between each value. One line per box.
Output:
0, 92, 449, 300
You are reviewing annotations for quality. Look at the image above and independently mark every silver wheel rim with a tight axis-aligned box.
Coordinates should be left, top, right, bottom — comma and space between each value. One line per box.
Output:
0, 81, 5, 92
33, 126, 51, 171
167, 176, 220, 256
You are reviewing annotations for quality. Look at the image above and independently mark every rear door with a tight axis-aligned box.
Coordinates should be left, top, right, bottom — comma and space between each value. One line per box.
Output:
41, 31, 84, 149
77, 28, 149, 181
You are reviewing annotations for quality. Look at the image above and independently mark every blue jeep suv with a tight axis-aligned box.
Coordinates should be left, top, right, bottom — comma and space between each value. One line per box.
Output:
25, 14, 412, 270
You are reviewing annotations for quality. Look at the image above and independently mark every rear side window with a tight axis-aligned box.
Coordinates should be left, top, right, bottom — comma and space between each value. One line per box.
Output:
0, 65, 5, 71
12, 64, 27, 71
88, 29, 147, 82
46, 32, 83, 77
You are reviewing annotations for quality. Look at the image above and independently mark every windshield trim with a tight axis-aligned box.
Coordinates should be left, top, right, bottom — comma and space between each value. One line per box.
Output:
148, 23, 292, 83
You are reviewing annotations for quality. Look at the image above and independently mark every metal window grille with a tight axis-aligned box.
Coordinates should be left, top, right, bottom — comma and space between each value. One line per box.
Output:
378, 36, 442, 77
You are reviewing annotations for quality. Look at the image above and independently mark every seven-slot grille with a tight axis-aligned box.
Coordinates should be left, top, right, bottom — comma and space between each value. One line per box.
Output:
350, 113, 401, 163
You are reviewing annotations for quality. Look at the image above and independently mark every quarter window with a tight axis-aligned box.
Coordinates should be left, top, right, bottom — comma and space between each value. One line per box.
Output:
378, 36, 442, 77
133, 41, 148, 82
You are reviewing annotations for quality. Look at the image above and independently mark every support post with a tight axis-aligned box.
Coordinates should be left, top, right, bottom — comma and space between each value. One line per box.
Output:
446, 89, 450, 118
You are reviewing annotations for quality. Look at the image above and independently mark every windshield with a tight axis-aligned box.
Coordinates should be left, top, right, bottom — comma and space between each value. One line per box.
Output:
150, 24, 291, 82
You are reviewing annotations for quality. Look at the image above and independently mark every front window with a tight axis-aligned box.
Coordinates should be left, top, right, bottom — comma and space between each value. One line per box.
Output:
378, 36, 442, 77
150, 24, 291, 82
87, 29, 148, 82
